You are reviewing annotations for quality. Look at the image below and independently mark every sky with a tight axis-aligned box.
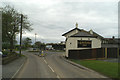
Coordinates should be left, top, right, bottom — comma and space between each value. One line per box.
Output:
0, 0, 119, 43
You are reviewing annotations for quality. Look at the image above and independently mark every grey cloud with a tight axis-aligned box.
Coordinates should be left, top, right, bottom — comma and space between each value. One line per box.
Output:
1, 0, 118, 43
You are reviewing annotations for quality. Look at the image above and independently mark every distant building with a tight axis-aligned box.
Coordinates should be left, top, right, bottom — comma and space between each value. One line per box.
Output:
46, 44, 53, 50
46, 43, 65, 50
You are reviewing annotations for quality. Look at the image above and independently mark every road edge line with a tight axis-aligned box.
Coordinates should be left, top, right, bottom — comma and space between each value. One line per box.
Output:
10, 56, 27, 80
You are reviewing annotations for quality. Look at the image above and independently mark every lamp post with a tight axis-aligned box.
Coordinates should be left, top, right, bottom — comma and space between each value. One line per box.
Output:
35, 33, 37, 43
34, 33, 37, 49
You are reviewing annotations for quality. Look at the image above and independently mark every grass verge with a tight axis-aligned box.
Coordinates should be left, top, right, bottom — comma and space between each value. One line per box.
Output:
47, 50, 65, 52
70, 59, 119, 79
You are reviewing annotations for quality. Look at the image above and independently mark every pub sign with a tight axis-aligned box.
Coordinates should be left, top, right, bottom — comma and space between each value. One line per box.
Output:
78, 40, 91, 48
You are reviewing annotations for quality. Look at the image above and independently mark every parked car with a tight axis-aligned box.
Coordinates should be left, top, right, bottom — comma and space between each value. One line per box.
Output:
0, 51, 2, 55
1, 51, 7, 58
33, 48, 36, 51
0, 51, 2, 58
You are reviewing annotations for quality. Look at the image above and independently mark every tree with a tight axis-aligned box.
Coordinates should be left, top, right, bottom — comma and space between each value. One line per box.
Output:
34, 41, 46, 50
22, 37, 32, 49
2, 5, 33, 53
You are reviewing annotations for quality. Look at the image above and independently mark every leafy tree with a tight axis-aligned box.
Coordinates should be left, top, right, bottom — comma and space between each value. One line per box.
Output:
34, 41, 46, 50
22, 37, 32, 49
2, 5, 33, 53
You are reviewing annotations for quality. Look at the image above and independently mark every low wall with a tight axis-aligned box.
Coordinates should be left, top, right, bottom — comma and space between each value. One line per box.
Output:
2, 54, 19, 65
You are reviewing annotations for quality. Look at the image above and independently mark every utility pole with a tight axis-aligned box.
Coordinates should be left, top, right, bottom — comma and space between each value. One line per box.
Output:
19, 14, 23, 56
0, 8, 2, 51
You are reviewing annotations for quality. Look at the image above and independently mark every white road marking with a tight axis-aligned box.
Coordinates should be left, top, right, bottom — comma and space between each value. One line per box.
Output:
43, 57, 45, 59
43, 58, 60, 79
44, 60, 47, 64
57, 75, 60, 78
42, 55, 61, 79
57, 75, 61, 80
48, 65, 55, 72
10, 59, 26, 79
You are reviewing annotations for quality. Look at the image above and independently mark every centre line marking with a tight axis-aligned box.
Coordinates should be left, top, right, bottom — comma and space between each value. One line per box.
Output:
57, 75, 60, 78
57, 75, 61, 80
48, 65, 54, 72
44, 60, 47, 64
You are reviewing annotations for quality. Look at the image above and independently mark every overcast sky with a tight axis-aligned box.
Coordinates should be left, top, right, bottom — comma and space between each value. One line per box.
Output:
1, 0, 119, 43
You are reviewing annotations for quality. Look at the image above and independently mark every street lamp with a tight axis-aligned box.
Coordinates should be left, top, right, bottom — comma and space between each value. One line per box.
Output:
35, 33, 37, 43
34, 33, 37, 49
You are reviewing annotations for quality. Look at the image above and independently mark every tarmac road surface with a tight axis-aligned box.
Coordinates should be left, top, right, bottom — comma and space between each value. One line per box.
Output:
15, 51, 109, 79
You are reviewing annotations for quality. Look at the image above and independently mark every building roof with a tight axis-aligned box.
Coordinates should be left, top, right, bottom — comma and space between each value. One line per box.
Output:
70, 31, 97, 37
62, 27, 104, 38
90, 31, 104, 39
62, 28, 81, 36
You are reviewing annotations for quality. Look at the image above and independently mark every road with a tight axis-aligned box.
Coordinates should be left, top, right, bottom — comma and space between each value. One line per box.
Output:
15, 51, 108, 79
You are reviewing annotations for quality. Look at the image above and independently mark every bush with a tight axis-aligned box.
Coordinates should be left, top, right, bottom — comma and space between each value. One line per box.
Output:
2, 50, 9, 55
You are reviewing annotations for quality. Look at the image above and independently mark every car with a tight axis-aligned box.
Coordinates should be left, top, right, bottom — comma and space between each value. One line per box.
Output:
0, 51, 7, 57
0, 51, 2, 55
33, 48, 36, 50
0, 51, 2, 58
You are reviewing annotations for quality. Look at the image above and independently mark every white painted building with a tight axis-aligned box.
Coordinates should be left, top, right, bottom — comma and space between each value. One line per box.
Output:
62, 23, 101, 58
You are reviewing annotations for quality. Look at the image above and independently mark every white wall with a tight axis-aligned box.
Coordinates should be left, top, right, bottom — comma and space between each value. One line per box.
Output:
65, 37, 101, 57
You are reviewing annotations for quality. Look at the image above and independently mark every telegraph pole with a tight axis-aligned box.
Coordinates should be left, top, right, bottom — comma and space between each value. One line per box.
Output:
19, 14, 23, 56
0, 8, 2, 51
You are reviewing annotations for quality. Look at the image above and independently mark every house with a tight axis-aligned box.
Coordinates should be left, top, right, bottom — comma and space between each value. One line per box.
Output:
101, 37, 120, 48
62, 23, 101, 58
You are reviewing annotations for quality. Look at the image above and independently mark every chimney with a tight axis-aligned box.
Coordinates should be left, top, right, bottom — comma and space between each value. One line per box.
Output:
75, 22, 78, 33
76, 22, 78, 28
112, 36, 115, 39
89, 29, 93, 34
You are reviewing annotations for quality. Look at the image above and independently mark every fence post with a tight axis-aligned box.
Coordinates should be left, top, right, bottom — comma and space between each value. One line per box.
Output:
105, 48, 107, 59
118, 48, 119, 58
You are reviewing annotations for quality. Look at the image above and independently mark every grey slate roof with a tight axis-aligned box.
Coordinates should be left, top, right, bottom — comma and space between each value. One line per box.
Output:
62, 28, 81, 36
62, 27, 103, 38
70, 31, 97, 37
91, 31, 104, 39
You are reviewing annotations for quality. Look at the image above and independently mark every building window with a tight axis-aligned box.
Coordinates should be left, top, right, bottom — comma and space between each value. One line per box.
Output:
77, 40, 92, 48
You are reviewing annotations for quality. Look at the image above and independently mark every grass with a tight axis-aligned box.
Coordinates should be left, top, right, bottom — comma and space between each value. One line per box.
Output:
28, 50, 40, 52
70, 59, 119, 78
47, 50, 65, 52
